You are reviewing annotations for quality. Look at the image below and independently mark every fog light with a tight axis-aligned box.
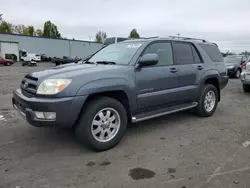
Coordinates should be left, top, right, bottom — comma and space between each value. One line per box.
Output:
34, 111, 45, 119
44, 112, 56, 120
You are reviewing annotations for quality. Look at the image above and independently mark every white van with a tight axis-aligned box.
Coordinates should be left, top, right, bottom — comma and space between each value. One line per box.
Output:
21, 53, 41, 62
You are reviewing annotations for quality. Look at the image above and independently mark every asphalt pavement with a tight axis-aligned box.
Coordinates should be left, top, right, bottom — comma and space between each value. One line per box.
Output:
0, 62, 250, 188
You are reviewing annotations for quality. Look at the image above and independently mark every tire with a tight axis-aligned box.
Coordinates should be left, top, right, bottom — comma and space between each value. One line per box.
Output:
243, 84, 250, 92
75, 97, 128, 151
195, 84, 218, 117
4, 62, 10, 66
234, 69, 241, 78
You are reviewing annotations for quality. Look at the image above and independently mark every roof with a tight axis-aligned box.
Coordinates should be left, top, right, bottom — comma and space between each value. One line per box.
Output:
0, 32, 102, 44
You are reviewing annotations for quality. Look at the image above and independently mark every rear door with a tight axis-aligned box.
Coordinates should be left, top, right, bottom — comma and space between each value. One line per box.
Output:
173, 42, 202, 101
136, 41, 179, 109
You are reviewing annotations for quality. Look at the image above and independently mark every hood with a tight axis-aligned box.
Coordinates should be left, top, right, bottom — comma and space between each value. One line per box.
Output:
29, 63, 131, 81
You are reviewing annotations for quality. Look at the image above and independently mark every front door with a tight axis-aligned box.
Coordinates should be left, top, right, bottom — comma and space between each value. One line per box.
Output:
135, 41, 179, 110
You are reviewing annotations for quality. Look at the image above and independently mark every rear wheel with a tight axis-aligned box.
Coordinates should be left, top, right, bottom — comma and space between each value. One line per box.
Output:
195, 84, 218, 117
75, 97, 128, 151
243, 84, 250, 92
235, 69, 241, 78
4, 62, 11, 66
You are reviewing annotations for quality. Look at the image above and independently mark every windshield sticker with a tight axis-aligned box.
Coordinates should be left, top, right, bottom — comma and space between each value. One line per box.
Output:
127, 44, 142, 48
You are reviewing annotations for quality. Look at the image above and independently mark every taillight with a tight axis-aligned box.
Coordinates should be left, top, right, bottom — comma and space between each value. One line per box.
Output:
242, 61, 247, 72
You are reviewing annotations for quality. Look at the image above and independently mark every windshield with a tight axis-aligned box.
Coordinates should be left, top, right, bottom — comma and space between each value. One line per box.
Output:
224, 56, 241, 63
88, 42, 143, 65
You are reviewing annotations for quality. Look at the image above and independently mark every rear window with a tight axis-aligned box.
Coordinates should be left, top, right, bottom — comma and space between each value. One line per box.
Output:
199, 44, 223, 62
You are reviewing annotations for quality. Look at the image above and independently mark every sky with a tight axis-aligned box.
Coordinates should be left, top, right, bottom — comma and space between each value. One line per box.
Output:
1, 0, 250, 53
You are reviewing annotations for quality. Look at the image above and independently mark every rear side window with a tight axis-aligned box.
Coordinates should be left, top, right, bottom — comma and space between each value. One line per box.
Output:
200, 44, 223, 62
191, 45, 202, 63
174, 42, 193, 64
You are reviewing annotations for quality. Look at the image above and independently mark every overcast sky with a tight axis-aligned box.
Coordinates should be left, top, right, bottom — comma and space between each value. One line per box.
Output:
1, 0, 250, 52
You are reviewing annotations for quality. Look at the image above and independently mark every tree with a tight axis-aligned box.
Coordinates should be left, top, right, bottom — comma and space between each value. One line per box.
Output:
0, 21, 12, 33
129, 29, 140, 39
95, 31, 107, 43
35, 29, 43, 36
43, 20, 61, 38
13, 24, 25, 34
27, 26, 34, 36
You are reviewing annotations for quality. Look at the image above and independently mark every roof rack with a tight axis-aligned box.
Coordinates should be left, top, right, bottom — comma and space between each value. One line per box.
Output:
169, 36, 207, 43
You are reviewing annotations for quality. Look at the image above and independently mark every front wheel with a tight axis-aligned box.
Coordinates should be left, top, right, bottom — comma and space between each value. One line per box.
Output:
195, 84, 218, 117
75, 97, 128, 151
243, 84, 250, 92
4, 62, 11, 66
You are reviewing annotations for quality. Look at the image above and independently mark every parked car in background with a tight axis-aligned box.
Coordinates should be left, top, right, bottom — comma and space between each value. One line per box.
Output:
40, 54, 51, 62
52, 56, 78, 66
0, 57, 14, 66
224, 55, 247, 78
21, 53, 41, 62
103, 37, 129, 46
241, 57, 250, 92
13, 37, 228, 151
22, 60, 37, 67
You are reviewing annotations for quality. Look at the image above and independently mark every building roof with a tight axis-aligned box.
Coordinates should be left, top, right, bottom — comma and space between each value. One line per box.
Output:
0, 32, 102, 44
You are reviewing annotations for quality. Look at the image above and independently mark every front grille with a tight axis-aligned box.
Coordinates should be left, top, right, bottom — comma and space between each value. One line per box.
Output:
21, 75, 38, 97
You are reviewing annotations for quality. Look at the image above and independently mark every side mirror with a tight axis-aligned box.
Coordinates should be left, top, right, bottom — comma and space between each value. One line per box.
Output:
138, 53, 159, 67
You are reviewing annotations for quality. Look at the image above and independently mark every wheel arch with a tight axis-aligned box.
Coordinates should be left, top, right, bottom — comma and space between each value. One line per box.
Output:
199, 72, 220, 102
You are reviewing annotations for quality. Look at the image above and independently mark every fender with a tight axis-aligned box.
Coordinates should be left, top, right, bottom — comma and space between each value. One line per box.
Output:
197, 69, 220, 96
76, 78, 137, 113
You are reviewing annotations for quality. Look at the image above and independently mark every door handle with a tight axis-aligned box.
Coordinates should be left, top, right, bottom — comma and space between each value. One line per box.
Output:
170, 67, 178, 73
197, 65, 203, 70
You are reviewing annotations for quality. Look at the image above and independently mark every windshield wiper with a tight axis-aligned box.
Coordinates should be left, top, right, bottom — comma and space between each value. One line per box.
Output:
84, 61, 96, 64
96, 61, 116, 65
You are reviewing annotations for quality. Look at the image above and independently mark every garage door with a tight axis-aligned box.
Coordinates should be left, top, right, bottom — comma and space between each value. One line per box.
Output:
0, 42, 19, 61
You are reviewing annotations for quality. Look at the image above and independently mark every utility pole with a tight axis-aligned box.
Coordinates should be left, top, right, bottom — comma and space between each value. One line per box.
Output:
0, 14, 2, 21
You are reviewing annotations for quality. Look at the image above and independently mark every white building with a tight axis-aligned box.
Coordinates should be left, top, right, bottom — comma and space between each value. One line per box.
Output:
0, 33, 103, 61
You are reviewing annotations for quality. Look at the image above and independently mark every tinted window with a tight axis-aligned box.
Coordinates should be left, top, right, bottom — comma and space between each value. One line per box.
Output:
191, 45, 202, 63
103, 38, 116, 46
200, 44, 223, 62
35, 54, 40, 57
175, 43, 193, 64
142, 42, 173, 66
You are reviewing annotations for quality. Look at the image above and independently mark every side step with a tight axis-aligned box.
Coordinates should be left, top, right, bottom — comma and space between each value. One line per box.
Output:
131, 102, 197, 123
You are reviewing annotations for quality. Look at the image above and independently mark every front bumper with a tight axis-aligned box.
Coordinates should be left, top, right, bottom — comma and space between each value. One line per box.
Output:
227, 68, 236, 76
12, 89, 88, 127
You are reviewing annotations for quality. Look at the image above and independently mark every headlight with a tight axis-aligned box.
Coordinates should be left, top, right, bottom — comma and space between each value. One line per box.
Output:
37, 79, 72, 95
227, 66, 235, 69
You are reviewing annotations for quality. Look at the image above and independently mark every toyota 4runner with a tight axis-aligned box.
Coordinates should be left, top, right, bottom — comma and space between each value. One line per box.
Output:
12, 37, 228, 151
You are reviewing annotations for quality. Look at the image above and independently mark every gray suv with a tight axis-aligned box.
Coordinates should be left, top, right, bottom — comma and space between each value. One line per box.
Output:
12, 37, 228, 151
